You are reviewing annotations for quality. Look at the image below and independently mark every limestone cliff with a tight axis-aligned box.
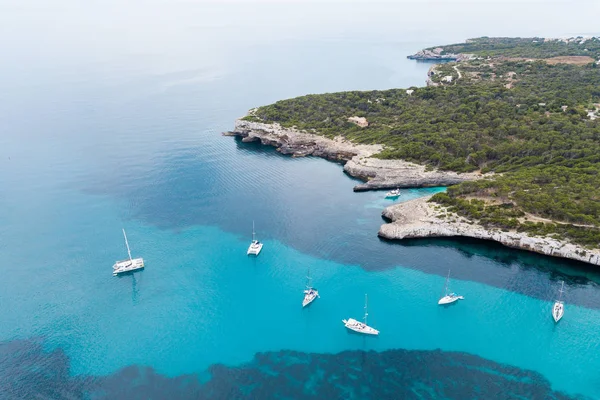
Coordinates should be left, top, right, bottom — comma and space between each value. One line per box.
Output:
225, 119, 480, 191
379, 196, 600, 266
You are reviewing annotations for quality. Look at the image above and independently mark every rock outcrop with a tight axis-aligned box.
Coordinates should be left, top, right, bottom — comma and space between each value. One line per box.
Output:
226, 119, 481, 191
345, 157, 480, 191
379, 196, 600, 266
225, 119, 380, 162
426, 65, 439, 87
407, 47, 459, 61
407, 48, 473, 62
347, 116, 369, 127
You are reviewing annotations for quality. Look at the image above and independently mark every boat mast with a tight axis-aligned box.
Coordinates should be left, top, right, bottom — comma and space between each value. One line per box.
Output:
122, 228, 132, 261
444, 269, 451, 296
558, 281, 565, 302
364, 293, 368, 325
306, 267, 312, 290
252, 220, 255, 242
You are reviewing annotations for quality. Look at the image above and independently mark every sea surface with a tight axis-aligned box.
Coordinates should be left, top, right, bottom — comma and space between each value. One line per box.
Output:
2, 1, 600, 399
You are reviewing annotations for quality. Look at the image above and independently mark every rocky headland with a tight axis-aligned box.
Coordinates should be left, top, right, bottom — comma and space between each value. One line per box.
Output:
407, 47, 458, 61
225, 119, 481, 191
379, 196, 600, 266
225, 117, 599, 266
224, 36, 600, 265
407, 47, 473, 61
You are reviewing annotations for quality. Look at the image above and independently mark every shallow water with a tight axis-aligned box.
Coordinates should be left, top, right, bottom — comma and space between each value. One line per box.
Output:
2, 1, 600, 399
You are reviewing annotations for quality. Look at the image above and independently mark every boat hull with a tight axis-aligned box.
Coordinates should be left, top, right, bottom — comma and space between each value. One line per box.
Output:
247, 242, 263, 255
438, 295, 463, 305
302, 289, 318, 307
342, 318, 379, 335
385, 189, 401, 198
553, 301, 564, 322
113, 257, 144, 276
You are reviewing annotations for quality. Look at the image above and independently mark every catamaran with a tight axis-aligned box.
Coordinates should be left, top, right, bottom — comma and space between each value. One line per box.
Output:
385, 188, 401, 198
113, 229, 144, 276
247, 221, 263, 256
438, 269, 464, 305
302, 267, 319, 307
552, 281, 565, 323
343, 294, 379, 335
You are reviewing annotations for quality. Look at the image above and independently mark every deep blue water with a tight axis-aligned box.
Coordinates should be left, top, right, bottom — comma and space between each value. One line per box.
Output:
2, 1, 600, 399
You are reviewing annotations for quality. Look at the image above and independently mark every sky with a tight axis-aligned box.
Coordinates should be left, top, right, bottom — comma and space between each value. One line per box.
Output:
0, 0, 598, 79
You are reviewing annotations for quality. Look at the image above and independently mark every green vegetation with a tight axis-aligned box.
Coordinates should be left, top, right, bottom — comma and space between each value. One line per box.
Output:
431, 192, 600, 248
446, 167, 600, 225
249, 62, 600, 173
245, 39, 600, 248
430, 36, 600, 59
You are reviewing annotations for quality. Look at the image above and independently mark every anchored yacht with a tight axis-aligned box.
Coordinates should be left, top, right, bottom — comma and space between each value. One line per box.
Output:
113, 229, 144, 276
438, 269, 464, 305
553, 281, 565, 323
343, 294, 379, 335
247, 221, 263, 256
302, 267, 319, 307
385, 188, 401, 198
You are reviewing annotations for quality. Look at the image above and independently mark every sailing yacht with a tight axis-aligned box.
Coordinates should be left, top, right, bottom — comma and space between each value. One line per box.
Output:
113, 229, 144, 276
247, 221, 263, 256
385, 188, 401, 198
438, 269, 464, 305
343, 294, 379, 335
302, 267, 319, 307
552, 281, 565, 323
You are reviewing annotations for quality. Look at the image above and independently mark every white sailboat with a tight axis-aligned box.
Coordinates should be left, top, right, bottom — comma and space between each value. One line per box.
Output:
438, 269, 464, 305
247, 221, 263, 256
552, 281, 565, 323
343, 294, 379, 335
113, 229, 144, 276
385, 188, 401, 198
302, 267, 319, 307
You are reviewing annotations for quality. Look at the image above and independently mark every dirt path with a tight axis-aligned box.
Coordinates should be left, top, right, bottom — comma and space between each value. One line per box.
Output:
453, 65, 462, 79
521, 212, 596, 228
462, 195, 596, 228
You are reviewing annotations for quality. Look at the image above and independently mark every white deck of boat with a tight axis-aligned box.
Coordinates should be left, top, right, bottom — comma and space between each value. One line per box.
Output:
343, 318, 379, 335
113, 257, 144, 275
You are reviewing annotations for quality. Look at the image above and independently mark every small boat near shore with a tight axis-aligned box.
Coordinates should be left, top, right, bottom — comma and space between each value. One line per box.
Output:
438, 269, 464, 305
302, 267, 319, 307
385, 188, 401, 198
113, 229, 144, 276
247, 221, 263, 256
343, 294, 379, 335
552, 281, 565, 323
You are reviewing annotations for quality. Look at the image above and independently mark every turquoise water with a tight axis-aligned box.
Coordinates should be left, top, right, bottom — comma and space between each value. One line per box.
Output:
2, 1, 600, 399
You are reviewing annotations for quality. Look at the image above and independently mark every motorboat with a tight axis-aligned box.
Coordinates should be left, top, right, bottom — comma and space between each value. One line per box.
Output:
385, 188, 401, 198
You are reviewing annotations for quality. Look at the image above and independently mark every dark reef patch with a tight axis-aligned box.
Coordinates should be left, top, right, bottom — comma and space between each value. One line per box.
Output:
0, 338, 91, 400
0, 339, 586, 400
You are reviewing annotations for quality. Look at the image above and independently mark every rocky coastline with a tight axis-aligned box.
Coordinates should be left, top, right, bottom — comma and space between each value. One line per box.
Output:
407, 47, 472, 62
224, 39, 600, 266
225, 119, 600, 265
225, 119, 481, 191
407, 47, 458, 61
379, 196, 600, 266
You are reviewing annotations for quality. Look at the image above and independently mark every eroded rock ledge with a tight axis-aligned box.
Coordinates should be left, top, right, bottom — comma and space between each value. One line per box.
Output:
379, 196, 600, 266
225, 119, 481, 191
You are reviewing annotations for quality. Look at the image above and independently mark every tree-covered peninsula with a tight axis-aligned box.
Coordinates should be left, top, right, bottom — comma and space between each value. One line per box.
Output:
412, 36, 600, 60
241, 37, 600, 250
